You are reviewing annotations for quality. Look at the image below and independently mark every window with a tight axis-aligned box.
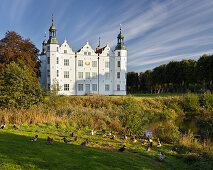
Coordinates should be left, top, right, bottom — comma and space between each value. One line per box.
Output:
92, 72, 97, 79
78, 60, 83, 67
105, 61, 109, 68
107, 53, 109, 56
57, 47, 59, 52
84, 52, 87, 55
117, 84, 120, 91
117, 72, 120, 79
92, 61, 97, 67
117, 61, 120, 67
92, 84, 97, 91
47, 46, 50, 51
47, 70, 50, 77
57, 70, 59, 77
64, 71, 69, 78
88, 52, 91, 55
118, 52, 120, 56
78, 84, 83, 91
105, 84, 110, 91
64, 59, 69, 66
106, 72, 110, 79
64, 84, 69, 91
78, 72, 83, 79
64, 50, 67, 53
56, 57, 59, 64
85, 72, 90, 79
47, 57, 50, 64
48, 84, 50, 90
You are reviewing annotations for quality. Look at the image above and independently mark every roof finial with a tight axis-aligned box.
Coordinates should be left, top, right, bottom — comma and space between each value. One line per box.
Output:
98, 37, 101, 47
120, 24, 122, 32
52, 14, 54, 26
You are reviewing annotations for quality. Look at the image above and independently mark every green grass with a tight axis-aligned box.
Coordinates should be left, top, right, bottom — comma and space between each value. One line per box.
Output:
0, 124, 192, 170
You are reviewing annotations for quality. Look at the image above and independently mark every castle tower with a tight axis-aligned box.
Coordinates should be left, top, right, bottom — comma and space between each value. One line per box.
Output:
114, 25, 127, 95
46, 15, 59, 90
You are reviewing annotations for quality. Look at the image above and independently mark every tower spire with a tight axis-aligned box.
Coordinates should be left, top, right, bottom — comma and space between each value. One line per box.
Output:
44, 32, 46, 40
52, 14, 54, 26
98, 37, 101, 47
120, 24, 122, 33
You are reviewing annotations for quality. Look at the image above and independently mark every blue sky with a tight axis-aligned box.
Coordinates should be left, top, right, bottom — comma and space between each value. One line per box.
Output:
1, 0, 213, 72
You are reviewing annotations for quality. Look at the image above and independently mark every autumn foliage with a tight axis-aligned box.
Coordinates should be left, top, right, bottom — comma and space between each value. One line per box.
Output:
0, 31, 40, 77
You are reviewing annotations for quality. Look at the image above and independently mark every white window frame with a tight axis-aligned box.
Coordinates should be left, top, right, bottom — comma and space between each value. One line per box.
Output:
117, 84, 120, 91
117, 72, 120, 79
92, 72, 97, 79
78, 60, 83, 67
105, 84, 110, 91
92, 61, 97, 67
92, 84, 97, 91
78, 84, 83, 91
57, 70, 59, 77
64, 71, 69, 78
78, 72, 83, 79
64, 84, 69, 91
117, 60, 120, 67
64, 59, 69, 66
105, 61, 109, 68
106, 72, 110, 79
56, 57, 59, 64
85, 72, 90, 79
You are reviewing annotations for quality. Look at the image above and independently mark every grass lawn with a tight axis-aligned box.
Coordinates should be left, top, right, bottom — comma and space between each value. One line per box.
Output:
0, 124, 192, 170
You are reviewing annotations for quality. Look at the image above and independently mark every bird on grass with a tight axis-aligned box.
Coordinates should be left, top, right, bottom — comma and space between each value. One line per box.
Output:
74, 136, 78, 141
141, 139, 147, 145
124, 135, 128, 140
81, 139, 88, 146
63, 137, 71, 143
1, 124, 6, 129
29, 135, 38, 142
118, 145, 126, 152
91, 130, 94, 136
110, 135, 116, 140
146, 146, 151, 152
159, 152, 165, 161
107, 131, 112, 136
171, 146, 178, 151
103, 134, 106, 138
70, 132, 74, 137
13, 125, 18, 130
148, 137, 152, 142
46, 136, 54, 145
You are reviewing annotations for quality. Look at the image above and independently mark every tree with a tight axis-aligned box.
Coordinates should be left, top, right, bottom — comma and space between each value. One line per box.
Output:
0, 62, 44, 108
127, 72, 139, 93
0, 31, 40, 77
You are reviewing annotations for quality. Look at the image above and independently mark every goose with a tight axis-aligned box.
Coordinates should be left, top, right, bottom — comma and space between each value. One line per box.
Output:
118, 145, 126, 152
107, 132, 112, 136
29, 135, 38, 142
146, 146, 151, 151
91, 130, 94, 136
1, 124, 6, 129
63, 137, 71, 143
103, 134, 106, 138
131, 138, 137, 143
148, 137, 152, 142
171, 146, 178, 151
74, 136, 78, 141
157, 142, 161, 147
47, 136, 54, 145
159, 152, 165, 161
13, 125, 18, 130
110, 135, 116, 140
124, 135, 128, 140
81, 139, 88, 146
141, 139, 147, 145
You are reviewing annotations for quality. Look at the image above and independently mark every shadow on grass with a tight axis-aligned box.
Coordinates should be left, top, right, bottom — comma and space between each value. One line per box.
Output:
0, 131, 167, 170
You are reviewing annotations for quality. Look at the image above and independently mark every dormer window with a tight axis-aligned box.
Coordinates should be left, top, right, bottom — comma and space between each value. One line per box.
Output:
84, 52, 87, 55
88, 52, 91, 55
64, 50, 67, 53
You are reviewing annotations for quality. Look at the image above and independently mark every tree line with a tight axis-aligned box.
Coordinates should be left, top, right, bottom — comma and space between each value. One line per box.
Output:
127, 54, 213, 93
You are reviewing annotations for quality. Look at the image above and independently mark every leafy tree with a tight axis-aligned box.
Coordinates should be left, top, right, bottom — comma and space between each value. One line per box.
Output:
127, 72, 139, 93
0, 62, 44, 108
0, 31, 40, 77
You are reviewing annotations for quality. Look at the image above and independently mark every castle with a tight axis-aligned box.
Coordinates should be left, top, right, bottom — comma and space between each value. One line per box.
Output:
40, 17, 127, 95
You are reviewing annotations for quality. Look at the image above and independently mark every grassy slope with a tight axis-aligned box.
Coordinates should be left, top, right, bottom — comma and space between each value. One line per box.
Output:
0, 125, 191, 170
130, 93, 185, 98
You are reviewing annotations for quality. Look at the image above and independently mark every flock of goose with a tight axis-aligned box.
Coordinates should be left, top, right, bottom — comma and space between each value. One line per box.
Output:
0, 124, 177, 161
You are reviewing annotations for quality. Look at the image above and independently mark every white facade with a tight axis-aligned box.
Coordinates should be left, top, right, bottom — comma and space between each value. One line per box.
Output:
40, 20, 127, 95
